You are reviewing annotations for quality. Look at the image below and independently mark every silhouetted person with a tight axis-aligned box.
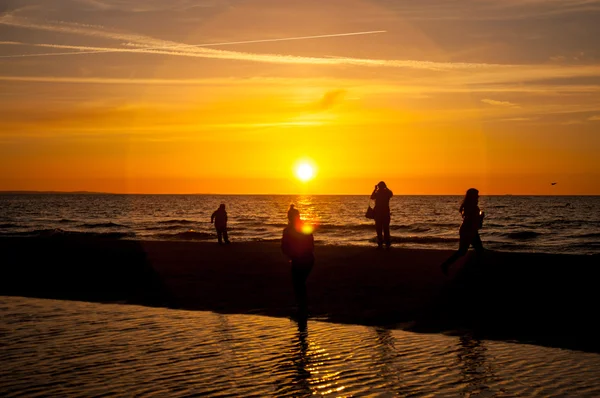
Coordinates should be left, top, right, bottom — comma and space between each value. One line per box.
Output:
282, 204, 314, 315
441, 188, 485, 275
210, 203, 230, 244
287, 203, 300, 223
371, 181, 393, 248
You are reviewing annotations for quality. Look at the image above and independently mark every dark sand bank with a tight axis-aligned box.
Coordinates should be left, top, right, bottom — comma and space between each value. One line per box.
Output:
1, 237, 599, 352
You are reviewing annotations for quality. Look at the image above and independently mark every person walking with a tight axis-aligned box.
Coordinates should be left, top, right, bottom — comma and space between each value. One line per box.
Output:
441, 188, 485, 275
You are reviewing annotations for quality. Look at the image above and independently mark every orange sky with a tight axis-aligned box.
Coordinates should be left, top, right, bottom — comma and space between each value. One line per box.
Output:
1, 0, 599, 194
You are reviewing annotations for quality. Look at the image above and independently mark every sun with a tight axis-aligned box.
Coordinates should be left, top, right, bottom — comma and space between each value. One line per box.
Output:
295, 162, 315, 182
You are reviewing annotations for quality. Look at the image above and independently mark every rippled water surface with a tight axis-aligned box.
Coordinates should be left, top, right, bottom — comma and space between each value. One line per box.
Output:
1, 194, 599, 254
2, 296, 600, 397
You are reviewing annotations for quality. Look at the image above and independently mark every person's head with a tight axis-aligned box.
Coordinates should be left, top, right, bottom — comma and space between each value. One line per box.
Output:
377, 181, 387, 189
219, 203, 226, 210
460, 188, 479, 212
465, 188, 479, 202
287, 204, 300, 225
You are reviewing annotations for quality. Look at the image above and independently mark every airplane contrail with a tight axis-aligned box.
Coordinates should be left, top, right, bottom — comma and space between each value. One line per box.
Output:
0, 30, 387, 59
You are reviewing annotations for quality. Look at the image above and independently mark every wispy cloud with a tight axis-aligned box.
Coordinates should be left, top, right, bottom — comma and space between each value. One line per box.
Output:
481, 99, 519, 107
562, 119, 587, 125
0, 29, 389, 58
589, 115, 600, 121
313, 89, 347, 111
3, 14, 600, 86
373, 0, 600, 20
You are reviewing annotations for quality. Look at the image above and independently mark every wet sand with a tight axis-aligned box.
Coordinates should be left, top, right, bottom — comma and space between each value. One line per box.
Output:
3, 296, 600, 397
1, 237, 599, 352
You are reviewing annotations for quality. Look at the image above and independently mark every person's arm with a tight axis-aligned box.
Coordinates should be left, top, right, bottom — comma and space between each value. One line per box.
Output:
281, 230, 291, 257
211, 211, 216, 223
370, 185, 378, 200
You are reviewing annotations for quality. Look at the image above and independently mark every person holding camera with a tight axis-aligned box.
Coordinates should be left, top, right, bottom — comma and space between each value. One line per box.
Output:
370, 181, 394, 249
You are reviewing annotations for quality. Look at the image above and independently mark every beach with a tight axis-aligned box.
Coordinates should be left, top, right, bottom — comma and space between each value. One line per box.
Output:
3, 296, 600, 397
1, 236, 599, 353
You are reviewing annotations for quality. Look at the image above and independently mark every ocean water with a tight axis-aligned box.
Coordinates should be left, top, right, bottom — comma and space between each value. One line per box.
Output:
1, 194, 599, 254
2, 296, 600, 397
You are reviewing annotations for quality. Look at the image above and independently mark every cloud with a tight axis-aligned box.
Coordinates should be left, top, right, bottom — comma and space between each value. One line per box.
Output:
561, 119, 586, 125
500, 117, 535, 122
481, 99, 518, 107
373, 0, 600, 21
314, 89, 346, 111
588, 115, 600, 121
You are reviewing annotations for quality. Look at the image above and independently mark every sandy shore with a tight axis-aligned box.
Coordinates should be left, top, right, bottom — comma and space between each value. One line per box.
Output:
4, 296, 600, 397
1, 237, 599, 352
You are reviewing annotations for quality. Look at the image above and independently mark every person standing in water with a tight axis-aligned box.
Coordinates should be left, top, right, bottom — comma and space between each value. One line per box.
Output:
371, 181, 393, 249
441, 188, 485, 275
210, 203, 230, 244
281, 204, 315, 315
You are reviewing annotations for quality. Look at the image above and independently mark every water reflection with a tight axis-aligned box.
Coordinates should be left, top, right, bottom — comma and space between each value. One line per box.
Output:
274, 316, 346, 397
296, 195, 321, 226
456, 334, 496, 396
373, 328, 405, 394
292, 317, 312, 396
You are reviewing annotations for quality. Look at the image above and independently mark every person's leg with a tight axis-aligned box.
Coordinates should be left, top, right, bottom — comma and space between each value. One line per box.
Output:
216, 228, 223, 244
383, 214, 391, 248
291, 261, 313, 313
441, 235, 470, 274
375, 218, 383, 247
223, 229, 230, 244
472, 231, 484, 254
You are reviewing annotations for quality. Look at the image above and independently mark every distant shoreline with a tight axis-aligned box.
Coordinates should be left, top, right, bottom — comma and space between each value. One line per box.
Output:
1, 191, 598, 196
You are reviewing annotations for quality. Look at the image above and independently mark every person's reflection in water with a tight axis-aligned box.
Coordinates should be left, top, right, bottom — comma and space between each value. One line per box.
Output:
294, 316, 310, 391
456, 334, 495, 396
373, 328, 406, 394
273, 317, 312, 397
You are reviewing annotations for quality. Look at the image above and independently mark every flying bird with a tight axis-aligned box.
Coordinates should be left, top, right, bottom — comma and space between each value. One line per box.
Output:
551, 182, 557, 185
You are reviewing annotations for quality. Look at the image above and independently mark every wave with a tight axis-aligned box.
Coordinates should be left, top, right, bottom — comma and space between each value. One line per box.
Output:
504, 231, 542, 240
0, 223, 19, 228
0, 228, 135, 239
81, 222, 128, 229
575, 232, 600, 239
58, 218, 76, 224
156, 230, 214, 241
143, 225, 186, 231
369, 236, 458, 244
264, 223, 437, 233
157, 219, 195, 225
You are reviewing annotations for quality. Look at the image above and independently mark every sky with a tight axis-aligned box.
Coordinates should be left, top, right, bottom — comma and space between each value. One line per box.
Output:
1, 0, 599, 194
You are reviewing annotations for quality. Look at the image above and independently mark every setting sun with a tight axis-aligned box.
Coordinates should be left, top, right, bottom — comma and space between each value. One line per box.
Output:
295, 163, 315, 182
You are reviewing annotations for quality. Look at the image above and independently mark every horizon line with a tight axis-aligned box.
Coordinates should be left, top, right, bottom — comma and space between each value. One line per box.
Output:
0, 190, 597, 197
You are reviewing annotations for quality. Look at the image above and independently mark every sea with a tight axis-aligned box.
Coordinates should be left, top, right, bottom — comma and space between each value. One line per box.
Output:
1, 194, 599, 255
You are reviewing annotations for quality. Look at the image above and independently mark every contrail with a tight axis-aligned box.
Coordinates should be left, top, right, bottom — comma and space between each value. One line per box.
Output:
0, 30, 386, 59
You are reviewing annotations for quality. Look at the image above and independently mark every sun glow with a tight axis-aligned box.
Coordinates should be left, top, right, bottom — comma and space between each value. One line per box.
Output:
295, 162, 315, 182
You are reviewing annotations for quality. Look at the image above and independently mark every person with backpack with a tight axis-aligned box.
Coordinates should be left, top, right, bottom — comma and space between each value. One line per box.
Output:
282, 204, 315, 314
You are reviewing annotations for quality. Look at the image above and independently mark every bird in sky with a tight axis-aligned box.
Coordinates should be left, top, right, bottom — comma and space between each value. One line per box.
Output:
551, 182, 557, 185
